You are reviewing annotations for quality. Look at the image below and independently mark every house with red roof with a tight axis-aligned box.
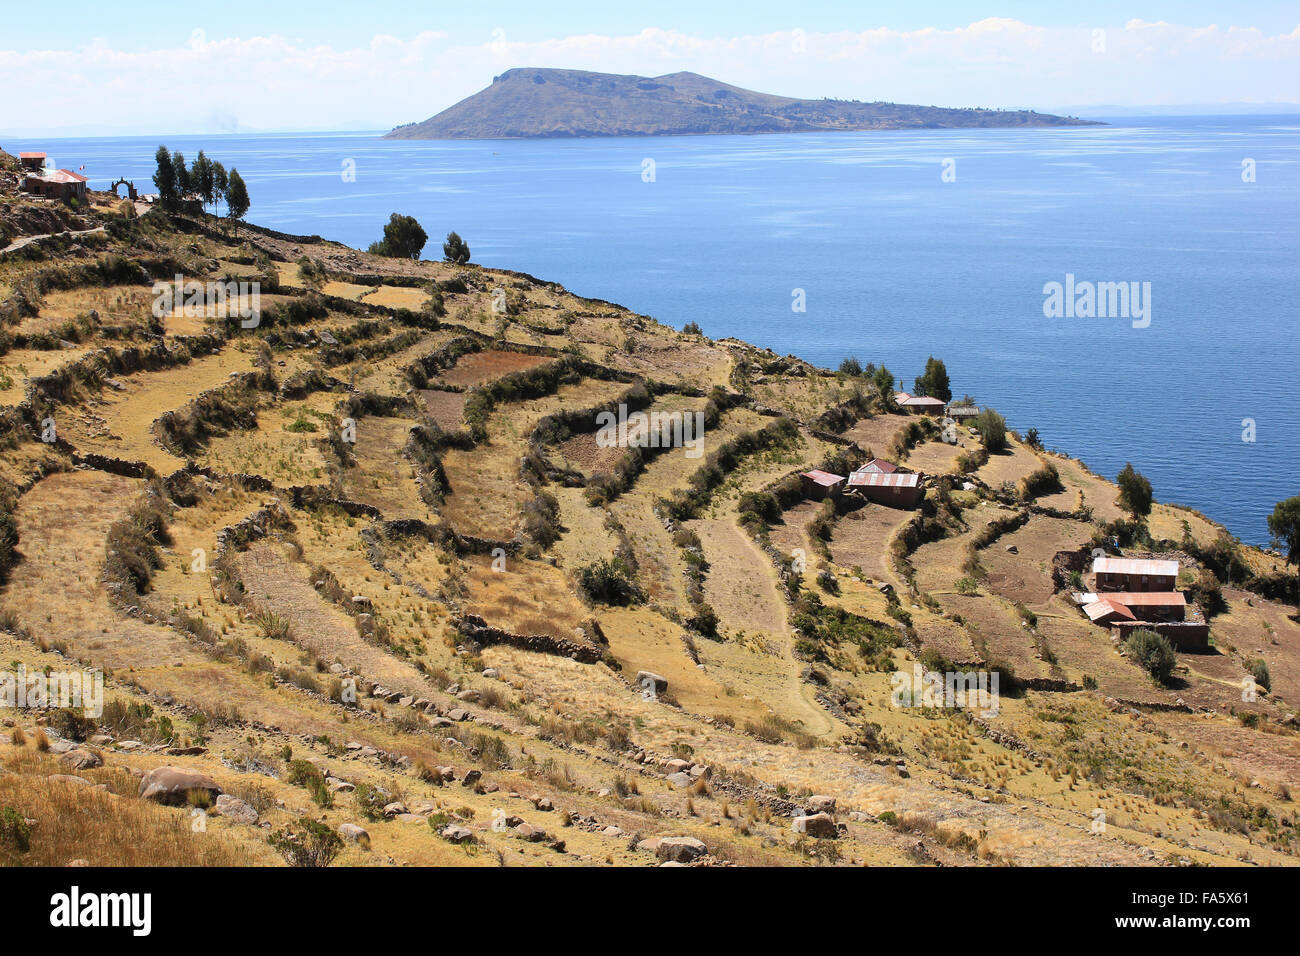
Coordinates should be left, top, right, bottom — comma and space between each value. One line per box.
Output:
23, 168, 88, 203
799, 469, 845, 500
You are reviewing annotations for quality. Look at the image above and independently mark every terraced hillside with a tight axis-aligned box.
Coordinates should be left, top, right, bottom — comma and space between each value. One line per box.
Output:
0, 153, 1297, 868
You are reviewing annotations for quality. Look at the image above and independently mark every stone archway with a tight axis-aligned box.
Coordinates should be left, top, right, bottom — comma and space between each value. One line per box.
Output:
110, 178, 138, 200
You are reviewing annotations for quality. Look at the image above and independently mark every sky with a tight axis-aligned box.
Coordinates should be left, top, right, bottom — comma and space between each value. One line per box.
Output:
1, 1, 1297, 135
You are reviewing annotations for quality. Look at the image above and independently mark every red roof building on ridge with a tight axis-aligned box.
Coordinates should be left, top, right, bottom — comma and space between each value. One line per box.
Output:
856, 458, 899, 474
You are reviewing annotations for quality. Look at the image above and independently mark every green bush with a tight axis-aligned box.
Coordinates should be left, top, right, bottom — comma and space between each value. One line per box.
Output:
268, 817, 343, 867
0, 807, 31, 855
1248, 658, 1271, 693
577, 558, 644, 606
286, 759, 333, 808
1126, 629, 1177, 684
975, 409, 1008, 454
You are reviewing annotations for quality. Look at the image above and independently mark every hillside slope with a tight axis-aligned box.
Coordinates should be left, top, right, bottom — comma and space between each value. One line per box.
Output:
386, 68, 1100, 139
0, 164, 1296, 869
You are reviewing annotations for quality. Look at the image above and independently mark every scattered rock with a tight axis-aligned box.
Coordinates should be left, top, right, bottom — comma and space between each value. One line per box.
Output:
59, 749, 103, 771
636, 671, 668, 695
440, 825, 475, 844
806, 795, 836, 814
47, 774, 91, 786
795, 812, 839, 839
338, 823, 370, 847
212, 794, 258, 825
655, 836, 707, 863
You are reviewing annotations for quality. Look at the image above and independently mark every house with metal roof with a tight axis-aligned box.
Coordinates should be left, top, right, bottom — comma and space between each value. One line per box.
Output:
799, 469, 845, 500
856, 458, 899, 475
893, 392, 947, 415
24, 168, 88, 203
18, 151, 47, 172
1083, 597, 1136, 626
1093, 556, 1179, 593
846, 469, 923, 508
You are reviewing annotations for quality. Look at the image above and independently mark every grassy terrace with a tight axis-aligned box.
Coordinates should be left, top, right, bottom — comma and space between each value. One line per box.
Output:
0, 173, 1295, 868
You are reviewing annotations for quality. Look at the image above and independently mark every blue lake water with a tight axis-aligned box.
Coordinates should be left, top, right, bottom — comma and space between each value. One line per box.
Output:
10, 117, 1298, 543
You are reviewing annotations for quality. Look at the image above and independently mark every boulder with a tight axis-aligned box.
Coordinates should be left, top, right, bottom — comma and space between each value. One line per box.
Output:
795, 812, 839, 839
664, 758, 692, 775
212, 794, 258, 825
440, 825, 475, 844
806, 795, 836, 814
666, 772, 693, 789
513, 822, 548, 842
338, 823, 370, 847
47, 774, 92, 787
461, 769, 482, 787
382, 801, 408, 818
59, 749, 103, 771
636, 671, 668, 694
138, 767, 222, 806
655, 836, 707, 863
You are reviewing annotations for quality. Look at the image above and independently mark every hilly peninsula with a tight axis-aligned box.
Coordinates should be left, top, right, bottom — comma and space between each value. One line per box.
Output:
386, 68, 1100, 139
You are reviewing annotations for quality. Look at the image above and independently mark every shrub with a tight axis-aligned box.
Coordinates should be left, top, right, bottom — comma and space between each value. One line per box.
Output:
1126, 629, 1177, 684
103, 486, 172, 595
47, 708, 96, 742
576, 558, 643, 606
975, 409, 1007, 454
1248, 658, 1271, 693
688, 603, 721, 639
353, 782, 391, 821
286, 759, 333, 808
522, 491, 561, 548
268, 817, 343, 867
0, 807, 31, 856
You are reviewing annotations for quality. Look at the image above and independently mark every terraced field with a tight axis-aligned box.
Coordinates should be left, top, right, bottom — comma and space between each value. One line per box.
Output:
0, 161, 1295, 869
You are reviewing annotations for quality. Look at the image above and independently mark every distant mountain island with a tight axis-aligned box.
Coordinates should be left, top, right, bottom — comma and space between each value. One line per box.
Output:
385, 68, 1102, 140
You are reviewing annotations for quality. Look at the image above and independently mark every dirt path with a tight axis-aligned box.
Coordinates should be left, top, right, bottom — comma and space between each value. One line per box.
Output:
1, 226, 105, 256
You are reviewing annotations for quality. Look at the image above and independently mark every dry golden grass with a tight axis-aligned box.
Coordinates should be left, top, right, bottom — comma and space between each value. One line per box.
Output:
0, 210, 1294, 869
0, 748, 266, 867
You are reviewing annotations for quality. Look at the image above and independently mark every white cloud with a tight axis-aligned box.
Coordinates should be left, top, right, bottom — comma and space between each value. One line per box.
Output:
1, 20, 1296, 135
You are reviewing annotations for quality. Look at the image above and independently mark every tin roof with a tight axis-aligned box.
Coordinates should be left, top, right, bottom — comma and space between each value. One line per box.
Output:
847, 471, 919, 489
1092, 557, 1179, 577
1106, 592, 1187, 608
30, 169, 88, 184
895, 393, 946, 407
856, 458, 899, 474
1084, 599, 1136, 622
801, 470, 845, 487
